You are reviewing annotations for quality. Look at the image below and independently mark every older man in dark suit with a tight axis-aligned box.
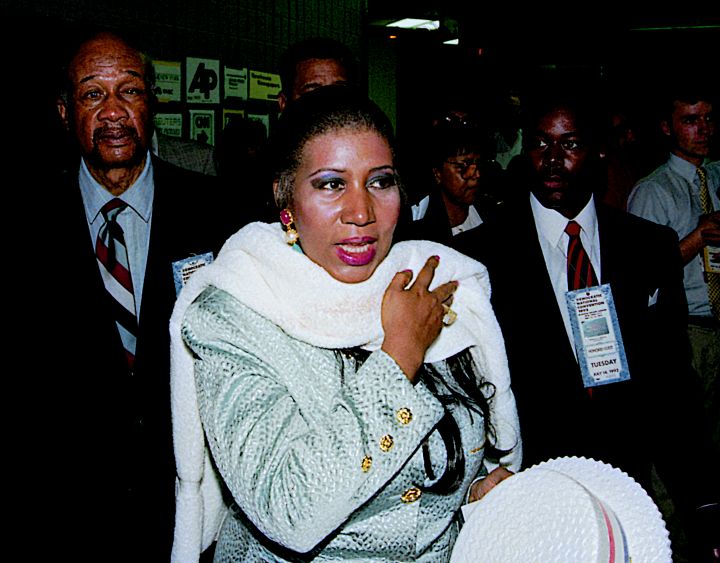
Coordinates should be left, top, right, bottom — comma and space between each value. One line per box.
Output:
455, 84, 718, 561
24, 31, 236, 561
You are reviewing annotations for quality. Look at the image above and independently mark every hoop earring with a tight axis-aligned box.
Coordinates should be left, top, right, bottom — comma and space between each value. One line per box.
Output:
279, 208, 299, 247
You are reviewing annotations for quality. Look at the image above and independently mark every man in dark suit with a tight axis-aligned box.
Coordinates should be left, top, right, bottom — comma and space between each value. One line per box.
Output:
24, 31, 236, 561
455, 85, 718, 560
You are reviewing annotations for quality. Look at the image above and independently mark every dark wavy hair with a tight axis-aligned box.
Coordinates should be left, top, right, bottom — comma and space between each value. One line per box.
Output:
270, 85, 403, 209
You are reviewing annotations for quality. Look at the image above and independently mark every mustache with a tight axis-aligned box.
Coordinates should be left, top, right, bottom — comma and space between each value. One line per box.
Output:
92, 125, 139, 143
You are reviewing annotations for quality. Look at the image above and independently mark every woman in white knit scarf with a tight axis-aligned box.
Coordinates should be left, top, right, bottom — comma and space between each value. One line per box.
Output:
171, 86, 521, 562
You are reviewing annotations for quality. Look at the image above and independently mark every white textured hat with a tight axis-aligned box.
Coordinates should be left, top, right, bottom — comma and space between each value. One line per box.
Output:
451, 457, 671, 563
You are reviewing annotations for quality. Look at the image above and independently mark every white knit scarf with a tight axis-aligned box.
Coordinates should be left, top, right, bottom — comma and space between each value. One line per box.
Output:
170, 222, 519, 562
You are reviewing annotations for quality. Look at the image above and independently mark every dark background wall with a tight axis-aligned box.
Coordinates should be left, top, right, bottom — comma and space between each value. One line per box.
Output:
9, 0, 367, 174
13, 0, 366, 67
6, 2, 718, 185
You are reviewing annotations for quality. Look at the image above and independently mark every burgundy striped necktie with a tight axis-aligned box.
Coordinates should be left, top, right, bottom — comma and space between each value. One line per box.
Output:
565, 220, 599, 290
566, 220, 599, 398
96, 198, 138, 367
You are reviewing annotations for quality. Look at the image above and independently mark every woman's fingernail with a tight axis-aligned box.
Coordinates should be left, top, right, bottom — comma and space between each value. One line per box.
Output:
433, 255, 440, 262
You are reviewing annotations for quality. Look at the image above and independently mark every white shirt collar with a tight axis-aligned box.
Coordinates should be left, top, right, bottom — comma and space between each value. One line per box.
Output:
79, 152, 154, 225
667, 152, 705, 182
451, 205, 483, 236
530, 192, 598, 254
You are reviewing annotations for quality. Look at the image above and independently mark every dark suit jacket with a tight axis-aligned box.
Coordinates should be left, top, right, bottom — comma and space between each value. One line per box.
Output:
401, 190, 456, 246
23, 158, 238, 561
156, 132, 218, 177
454, 195, 718, 515
397, 183, 508, 247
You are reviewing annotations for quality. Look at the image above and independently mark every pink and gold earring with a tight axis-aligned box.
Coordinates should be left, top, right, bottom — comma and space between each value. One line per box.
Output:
279, 208, 299, 246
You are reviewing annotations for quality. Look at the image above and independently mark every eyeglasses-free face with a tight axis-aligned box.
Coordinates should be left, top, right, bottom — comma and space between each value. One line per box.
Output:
290, 128, 401, 283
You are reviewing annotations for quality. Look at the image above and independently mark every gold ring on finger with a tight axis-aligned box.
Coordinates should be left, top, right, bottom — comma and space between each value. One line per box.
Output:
442, 304, 457, 327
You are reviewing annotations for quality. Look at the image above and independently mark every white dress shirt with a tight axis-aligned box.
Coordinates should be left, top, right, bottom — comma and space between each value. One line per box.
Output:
530, 193, 601, 351
628, 155, 720, 316
79, 153, 155, 318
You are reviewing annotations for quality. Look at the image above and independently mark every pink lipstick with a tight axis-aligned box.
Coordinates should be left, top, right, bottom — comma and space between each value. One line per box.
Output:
335, 237, 377, 266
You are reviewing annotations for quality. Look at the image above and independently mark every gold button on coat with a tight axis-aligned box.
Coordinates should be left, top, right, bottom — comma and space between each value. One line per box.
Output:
361, 455, 372, 472
379, 434, 394, 452
396, 407, 413, 425
401, 487, 422, 503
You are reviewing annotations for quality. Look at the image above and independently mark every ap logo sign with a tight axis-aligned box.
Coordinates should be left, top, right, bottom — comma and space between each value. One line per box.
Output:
186, 57, 220, 104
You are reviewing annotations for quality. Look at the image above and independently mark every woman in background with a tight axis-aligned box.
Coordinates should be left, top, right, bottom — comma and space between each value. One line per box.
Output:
404, 125, 502, 245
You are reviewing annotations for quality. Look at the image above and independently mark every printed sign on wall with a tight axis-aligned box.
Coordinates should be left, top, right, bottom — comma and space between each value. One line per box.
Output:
249, 70, 281, 101
154, 113, 183, 137
152, 60, 182, 103
186, 57, 220, 104
189, 109, 215, 146
222, 109, 246, 128
224, 67, 248, 100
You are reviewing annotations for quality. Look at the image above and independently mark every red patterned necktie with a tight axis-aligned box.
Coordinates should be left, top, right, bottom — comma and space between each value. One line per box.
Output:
96, 199, 138, 367
565, 220, 599, 290
566, 220, 600, 398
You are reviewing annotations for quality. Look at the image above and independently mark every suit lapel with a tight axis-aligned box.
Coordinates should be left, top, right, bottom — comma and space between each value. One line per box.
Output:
58, 171, 130, 372
595, 204, 640, 321
135, 160, 174, 365
597, 204, 620, 286
70, 174, 127, 338
520, 198, 576, 355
